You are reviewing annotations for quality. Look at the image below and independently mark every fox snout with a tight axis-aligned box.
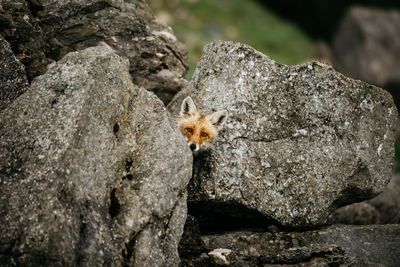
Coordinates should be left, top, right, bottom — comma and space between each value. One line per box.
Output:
178, 96, 228, 152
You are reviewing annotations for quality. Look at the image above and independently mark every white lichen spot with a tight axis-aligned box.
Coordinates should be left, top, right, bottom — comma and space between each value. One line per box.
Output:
151, 31, 177, 41
297, 129, 308, 135
359, 95, 374, 112
377, 143, 383, 156
388, 107, 395, 116
232, 144, 247, 159
297, 154, 306, 161
261, 160, 271, 168
293, 128, 308, 137
208, 248, 232, 265
126, 218, 134, 227
312, 94, 322, 113
255, 117, 267, 127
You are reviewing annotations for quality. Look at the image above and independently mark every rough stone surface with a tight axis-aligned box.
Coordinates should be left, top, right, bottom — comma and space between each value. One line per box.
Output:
327, 202, 381, 225
0, 35, 28, 110
168, 41, 397, 227
332, 6, 400, 86
369, 174, 400, 224
329, 174, 400, 225
0, 46, 192, 266
208, 248, 235, 266
178, 215, 207, 258
332, 7, 400, 107
0, 0, 188, 103
187, 225, 400, 267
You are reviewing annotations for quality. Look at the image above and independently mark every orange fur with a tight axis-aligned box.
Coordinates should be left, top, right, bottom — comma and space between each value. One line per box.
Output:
178, 96, 228, 152
179, 113, 217, 150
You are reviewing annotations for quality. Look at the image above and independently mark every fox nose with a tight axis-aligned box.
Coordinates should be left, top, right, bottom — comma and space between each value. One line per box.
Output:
190, 144, 196, 151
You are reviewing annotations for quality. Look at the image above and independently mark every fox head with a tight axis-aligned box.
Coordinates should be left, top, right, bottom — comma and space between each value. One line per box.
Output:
178, 96, 228, 152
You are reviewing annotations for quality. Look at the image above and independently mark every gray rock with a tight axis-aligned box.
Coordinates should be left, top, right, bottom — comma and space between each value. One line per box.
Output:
329, 174, 400, 225
327, 202, 381, 225
168, 41, 397, 227
178, 215, 207, 258
0, 0, 188, 104
0, 35, 28, 110
369, 174, 400, 223
332, 6, 400, 86
198, 225, 400, 266
0, 46, 192, 266
332, 7, 400, 107
0, 0, 52, 79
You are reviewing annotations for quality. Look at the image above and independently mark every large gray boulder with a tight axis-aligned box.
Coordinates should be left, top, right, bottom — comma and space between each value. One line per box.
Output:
0, 46, 192, 266
168, 41, 397, 227
0, 0, 188, 103
0, 35, 28, 110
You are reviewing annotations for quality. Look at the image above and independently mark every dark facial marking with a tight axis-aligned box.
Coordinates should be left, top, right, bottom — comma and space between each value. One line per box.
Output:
184, 101, 190, 114
215, 115, 226, 126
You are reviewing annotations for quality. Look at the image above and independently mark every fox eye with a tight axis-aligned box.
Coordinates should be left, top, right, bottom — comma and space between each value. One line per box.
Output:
185, 128, 193, 134
200, 132, 209, 138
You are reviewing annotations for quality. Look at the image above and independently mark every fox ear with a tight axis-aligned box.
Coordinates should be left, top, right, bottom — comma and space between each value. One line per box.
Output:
180, 96, 197, 116
208, 110, 228, 129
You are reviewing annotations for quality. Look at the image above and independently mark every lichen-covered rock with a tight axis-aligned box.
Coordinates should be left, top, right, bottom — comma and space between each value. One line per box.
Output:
0, 35, 28, 110
0, 46, 192, 266
0, 0, 188, 103
168, 41, 397, 227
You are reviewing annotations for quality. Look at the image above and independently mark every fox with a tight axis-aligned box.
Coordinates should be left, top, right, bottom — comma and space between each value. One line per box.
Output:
178, 96, 228, 152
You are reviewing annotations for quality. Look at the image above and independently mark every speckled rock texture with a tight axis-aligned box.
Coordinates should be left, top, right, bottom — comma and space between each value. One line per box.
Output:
186, 225, 400, 267
328, 174, 400, 225
0, 0, 188, 103
0, 46, 192, 266
168, 41, 397, 227
368, 174, 400, 223
327, 202, 381, 225
0, 35, 28, 110
333, 7, 400, 87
